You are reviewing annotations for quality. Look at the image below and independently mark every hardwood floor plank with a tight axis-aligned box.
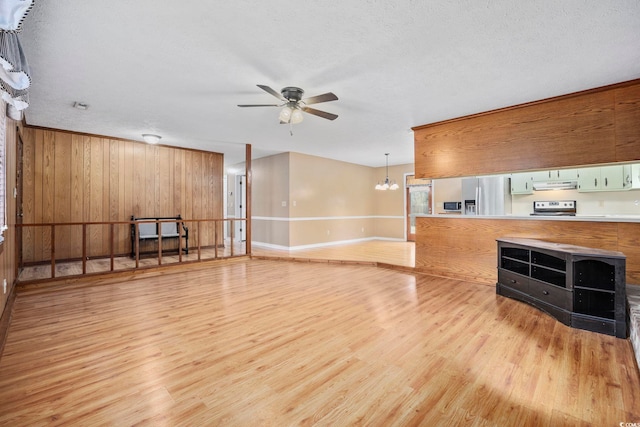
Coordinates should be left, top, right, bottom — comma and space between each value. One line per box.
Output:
1, 258, 639, 425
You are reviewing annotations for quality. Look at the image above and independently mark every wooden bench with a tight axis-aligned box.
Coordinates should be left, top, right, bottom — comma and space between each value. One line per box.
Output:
131, 215, 189, 257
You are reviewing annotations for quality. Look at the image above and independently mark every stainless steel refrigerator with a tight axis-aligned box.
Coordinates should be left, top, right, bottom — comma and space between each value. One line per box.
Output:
461, 176, 511, 216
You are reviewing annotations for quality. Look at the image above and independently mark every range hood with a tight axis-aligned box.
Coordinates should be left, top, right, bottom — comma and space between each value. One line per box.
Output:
532, 181, 578, 191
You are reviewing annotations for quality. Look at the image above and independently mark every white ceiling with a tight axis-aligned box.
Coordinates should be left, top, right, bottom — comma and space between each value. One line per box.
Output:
17, 1, 640, 169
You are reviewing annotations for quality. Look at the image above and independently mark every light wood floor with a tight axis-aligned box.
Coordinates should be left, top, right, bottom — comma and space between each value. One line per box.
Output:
252, 240, 415, 267
1, 258, 639, 425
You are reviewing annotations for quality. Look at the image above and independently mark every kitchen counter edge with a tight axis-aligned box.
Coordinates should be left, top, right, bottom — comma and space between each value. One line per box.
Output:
416, 214, 640, 223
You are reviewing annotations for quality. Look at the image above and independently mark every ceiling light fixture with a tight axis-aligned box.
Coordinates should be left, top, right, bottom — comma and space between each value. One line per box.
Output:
290, 107, 304, 124
142, 134, 161, 144
279, 103, 304, 136
279, 106, 292, 122
375, 153, 399, 191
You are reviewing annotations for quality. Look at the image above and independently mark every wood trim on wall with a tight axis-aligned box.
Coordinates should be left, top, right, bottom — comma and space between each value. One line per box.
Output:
412, 78, 640, 132
0, 112, 20, 360
413, 78, 640, 179
0, 283, 16, 361
21, 127, 224, 263
415, 217, 640, 286
412, 79, 640, 288
245, 143, 252, 255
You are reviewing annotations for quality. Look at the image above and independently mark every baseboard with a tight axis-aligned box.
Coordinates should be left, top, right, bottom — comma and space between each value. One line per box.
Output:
251, 237, 405, 252
0, 281, 17, 361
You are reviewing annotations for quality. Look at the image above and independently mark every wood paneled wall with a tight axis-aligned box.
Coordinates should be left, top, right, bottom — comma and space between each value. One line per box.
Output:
0, 109, 19, 356
412, 79, 640, 285
415, 217, 640, 285
413, 79, 640, 179
21, 128, 224, 262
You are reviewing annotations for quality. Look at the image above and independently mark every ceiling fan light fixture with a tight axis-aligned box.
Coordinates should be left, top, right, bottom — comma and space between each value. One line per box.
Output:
238, 85, 339, 129
279, 106, 292, 123
290, 108, 304, 124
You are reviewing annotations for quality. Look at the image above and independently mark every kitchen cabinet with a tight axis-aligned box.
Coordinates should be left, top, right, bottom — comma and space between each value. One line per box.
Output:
529, 169, 578, 182
510, 172, 534, 195
511, 168, 579, 194
632, 164, 640, 189
577, 165, 631, 192
496, 237, 627, 338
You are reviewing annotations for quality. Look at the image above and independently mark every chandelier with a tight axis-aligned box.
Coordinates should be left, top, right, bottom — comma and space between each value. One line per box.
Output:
375, 153, 399, 191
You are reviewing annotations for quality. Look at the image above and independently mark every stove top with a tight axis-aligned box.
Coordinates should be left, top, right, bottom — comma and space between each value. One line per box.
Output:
531, 200, 577, 216
530, 212, 576, 216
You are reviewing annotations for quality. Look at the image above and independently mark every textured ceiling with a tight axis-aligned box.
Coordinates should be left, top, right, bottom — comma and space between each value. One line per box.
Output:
17, 1, 640, 168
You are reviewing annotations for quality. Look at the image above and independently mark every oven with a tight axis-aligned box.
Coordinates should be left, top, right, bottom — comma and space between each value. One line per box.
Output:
530, 200, 577, 216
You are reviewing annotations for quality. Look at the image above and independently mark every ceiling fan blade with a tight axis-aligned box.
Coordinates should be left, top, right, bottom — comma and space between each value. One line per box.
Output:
303, 92, 338, 105
257, 84, 286, 101
301, 106, 338, 121
237, 104, 280, 107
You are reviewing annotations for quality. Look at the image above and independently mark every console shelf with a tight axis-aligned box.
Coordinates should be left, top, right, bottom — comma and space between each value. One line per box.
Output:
496, 237, 627, 338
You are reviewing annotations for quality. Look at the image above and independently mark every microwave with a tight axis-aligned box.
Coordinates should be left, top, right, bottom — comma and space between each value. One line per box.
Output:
443, 201, 462, 211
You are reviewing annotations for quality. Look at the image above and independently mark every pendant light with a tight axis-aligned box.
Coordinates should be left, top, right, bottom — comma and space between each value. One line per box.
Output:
375, 153, 399, 190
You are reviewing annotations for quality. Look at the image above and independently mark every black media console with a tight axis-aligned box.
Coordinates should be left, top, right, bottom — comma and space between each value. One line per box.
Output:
496, 237, 627, 338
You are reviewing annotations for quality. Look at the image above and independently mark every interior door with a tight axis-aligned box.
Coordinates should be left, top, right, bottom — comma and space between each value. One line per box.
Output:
406, 176, 432, 242
406, 186, 415, 241
235, 175, 246, 242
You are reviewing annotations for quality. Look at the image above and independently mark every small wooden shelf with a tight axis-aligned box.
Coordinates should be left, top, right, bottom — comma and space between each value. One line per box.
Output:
496, 237, 627, 338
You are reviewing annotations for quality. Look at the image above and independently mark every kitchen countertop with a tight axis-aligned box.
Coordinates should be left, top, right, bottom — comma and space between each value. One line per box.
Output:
417, 214, 640, 222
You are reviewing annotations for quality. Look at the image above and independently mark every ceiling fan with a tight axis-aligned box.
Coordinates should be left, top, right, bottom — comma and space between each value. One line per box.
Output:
238, 85, 338, 134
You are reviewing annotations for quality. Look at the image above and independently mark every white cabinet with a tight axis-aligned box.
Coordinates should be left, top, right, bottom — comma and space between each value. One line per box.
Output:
512, 168, 579, 194
556, 169, 579, 181
577, 165, 630, 192
577, 168, 601, 191
632, 164, 640, 189
535, 169, 578, 182
513, 165, 637, 194
601, 165, 627, 190
510, 173, 533, 194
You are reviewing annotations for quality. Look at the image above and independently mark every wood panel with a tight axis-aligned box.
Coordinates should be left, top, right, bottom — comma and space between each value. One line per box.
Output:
415, 217, 640, 285
617, 222, 640, 284
615, 83, 640, 161
90, 137, 104, 257
1, 260, 638, 425
20, 128, 224, 263
42, 132, 55, 260
53, 132, 71, 259
21, 127, 34, 262
1, 110, 20, 359
414, 79, 640, 179
70, 135, 84, 258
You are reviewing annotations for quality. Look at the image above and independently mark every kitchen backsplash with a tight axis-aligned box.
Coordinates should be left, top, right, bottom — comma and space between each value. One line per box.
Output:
511, 189, 640, 216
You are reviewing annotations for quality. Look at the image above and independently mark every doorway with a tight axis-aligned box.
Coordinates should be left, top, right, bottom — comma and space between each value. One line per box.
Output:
234, 175, 246, 242
405, 176, 431, 242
